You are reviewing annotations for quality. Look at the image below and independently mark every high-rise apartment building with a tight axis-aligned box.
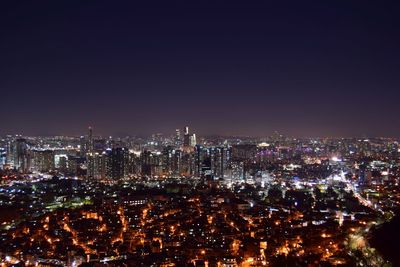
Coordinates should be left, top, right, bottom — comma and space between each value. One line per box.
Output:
32, 149, 55, 172
13, 138, 30, 172
109, 147, 129, 180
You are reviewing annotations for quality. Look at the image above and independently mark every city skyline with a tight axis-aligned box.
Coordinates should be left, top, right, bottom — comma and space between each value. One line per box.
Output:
2, 126, 400, 139
2, 1, 400, 137
2, 2, 400, 266
1, 125, 399, 266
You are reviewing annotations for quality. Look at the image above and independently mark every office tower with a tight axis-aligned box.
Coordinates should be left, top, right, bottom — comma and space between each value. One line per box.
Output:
183, 126, 196, 148
183, 126, 190, 147
189, 133, 196, 147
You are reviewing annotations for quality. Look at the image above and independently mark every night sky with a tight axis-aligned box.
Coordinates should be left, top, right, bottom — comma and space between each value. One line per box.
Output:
1, 1, 400, 137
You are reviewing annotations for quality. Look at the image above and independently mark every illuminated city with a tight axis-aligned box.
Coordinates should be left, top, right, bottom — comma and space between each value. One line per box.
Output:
1, 128, 400, 266
2, 1, 400, 266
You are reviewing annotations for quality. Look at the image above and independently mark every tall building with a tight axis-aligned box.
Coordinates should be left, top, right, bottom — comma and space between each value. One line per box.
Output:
86, 126, 95, 180
5, 139, 13, 165
175, 129, 181, 147
141, 150, 163, 176
183, 126, 196, 147
172, 149, 182, 176
81, 126, 94, 157
109, 147, 129, 180
162, 146, 174, 175
57, 156, 68, 173
87, 126, 94, 154
210, 147, 230, 178
79, 136, 87, 156
32, 149, 55, 172
180, 152, 195, 176
0, 147, 6, 169
87, 152, 101, 180
189, 134, 196, 147
194, 145, 210, 177
141, 150, 153, 176
13, 138, 30, 172
67, 155, 81, 176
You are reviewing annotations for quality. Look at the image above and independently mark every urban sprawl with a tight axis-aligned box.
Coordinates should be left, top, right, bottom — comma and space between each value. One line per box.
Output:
0, 127, 399, 266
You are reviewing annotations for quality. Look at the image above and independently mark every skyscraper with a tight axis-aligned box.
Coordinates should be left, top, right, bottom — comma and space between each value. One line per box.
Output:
183, 126, 196, 148
183, 126, 190, 147
189, 133, 196, 147
175, 129, 181, 147
211, 147, 229, 178
86, 126, 96, 180
88, 126, 94, 154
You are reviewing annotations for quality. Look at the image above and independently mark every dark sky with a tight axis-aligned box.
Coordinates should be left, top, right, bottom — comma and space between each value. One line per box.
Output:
1, 1, 400, 137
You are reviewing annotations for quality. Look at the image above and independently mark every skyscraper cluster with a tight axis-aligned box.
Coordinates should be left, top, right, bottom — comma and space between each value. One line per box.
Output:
0, 126, 276, 183
84, 126, 232, 180
1, 131, 400, 266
